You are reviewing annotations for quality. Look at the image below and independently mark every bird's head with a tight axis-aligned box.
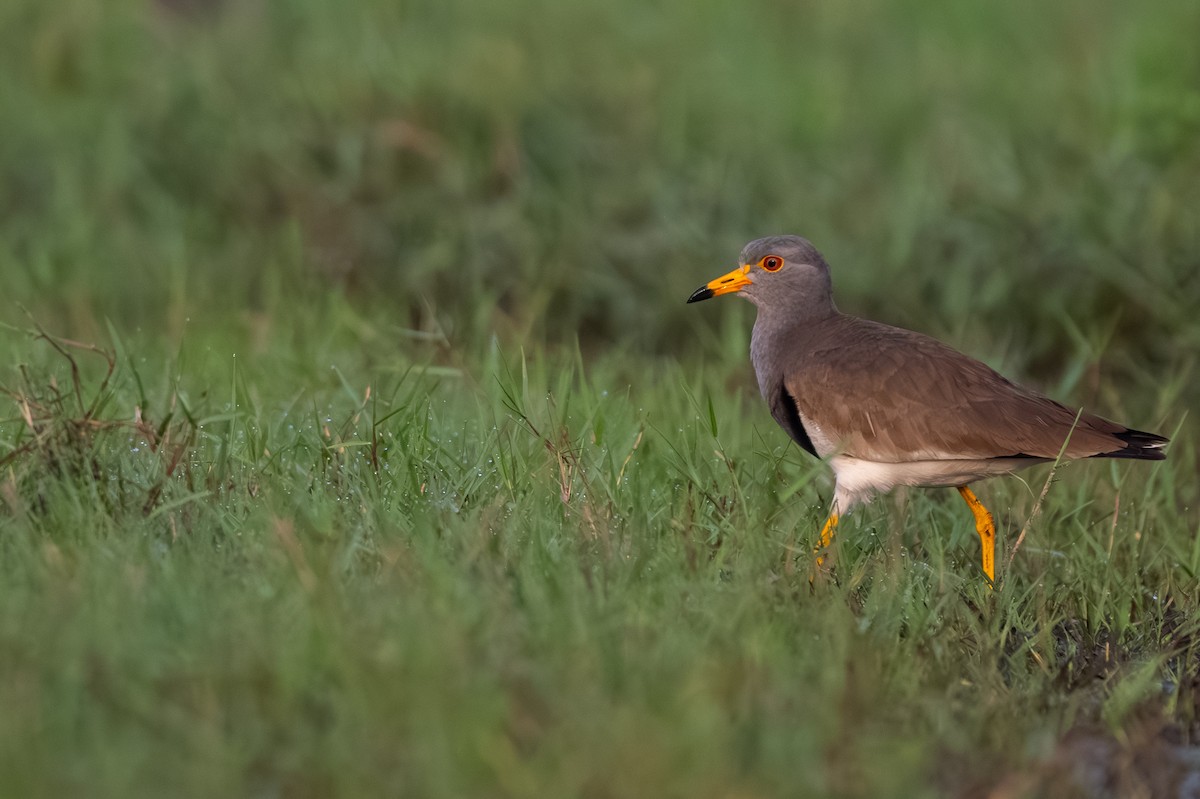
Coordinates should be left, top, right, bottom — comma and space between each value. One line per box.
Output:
687, 235, 833, 313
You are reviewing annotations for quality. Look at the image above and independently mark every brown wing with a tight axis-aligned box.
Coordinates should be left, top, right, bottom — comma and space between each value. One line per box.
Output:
781, 316, 1165, 463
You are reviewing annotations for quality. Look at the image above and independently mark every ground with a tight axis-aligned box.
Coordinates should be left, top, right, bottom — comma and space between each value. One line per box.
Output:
0, 1, 1198, 796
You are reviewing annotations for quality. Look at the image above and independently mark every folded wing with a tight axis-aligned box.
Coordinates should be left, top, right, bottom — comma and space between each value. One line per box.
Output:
783, 317, 1167, 464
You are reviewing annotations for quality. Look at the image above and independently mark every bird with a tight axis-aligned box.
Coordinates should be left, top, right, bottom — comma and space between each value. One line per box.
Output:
686, 235, 1168, 583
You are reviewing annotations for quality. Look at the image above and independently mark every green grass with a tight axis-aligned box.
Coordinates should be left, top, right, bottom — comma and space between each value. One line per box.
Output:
1, 0, 1198, 796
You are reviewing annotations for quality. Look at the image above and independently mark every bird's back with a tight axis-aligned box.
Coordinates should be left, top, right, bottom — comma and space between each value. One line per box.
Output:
755, 313, 1166, 464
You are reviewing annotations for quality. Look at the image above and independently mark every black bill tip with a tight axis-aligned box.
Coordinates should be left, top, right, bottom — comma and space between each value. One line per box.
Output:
686, 286, 714, 304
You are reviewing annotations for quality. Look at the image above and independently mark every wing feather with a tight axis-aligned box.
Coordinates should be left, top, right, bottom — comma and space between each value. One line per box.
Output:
776, 316, 1155, 463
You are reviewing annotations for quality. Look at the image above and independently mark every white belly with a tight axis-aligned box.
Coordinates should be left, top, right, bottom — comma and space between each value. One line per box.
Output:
829, 455, 1042, 511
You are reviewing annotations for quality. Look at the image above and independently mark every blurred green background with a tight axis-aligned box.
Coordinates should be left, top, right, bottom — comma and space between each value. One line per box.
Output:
1, 1, 1198, 797
5, 0, 1198, 374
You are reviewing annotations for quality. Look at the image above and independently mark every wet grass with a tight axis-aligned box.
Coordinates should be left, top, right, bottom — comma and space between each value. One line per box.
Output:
1, 0, 1199, 796
0, 313, 1194, 797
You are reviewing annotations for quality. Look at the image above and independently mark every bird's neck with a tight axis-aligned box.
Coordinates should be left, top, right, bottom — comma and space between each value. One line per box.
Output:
752, 302, 837, 345
750, 305, 839, 395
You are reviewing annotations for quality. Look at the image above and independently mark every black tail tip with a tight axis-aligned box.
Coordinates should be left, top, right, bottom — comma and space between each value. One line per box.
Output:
1104, 427, 1169, 460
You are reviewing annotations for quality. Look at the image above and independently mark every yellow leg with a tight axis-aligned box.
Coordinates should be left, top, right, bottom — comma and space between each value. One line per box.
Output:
814, 513, 839, 568
957, 486, 995, 585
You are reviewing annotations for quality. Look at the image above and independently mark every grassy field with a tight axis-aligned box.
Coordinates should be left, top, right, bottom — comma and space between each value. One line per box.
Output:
1, 0, 1198, 796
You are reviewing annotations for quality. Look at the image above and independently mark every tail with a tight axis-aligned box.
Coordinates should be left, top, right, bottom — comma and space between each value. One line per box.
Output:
1092, 427, 1169, 461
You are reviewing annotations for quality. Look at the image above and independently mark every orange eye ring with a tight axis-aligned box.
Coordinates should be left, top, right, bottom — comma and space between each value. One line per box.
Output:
762, 255, 783, 272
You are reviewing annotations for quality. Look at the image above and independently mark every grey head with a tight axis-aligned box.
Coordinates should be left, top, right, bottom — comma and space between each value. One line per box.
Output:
686, 235, 836, 321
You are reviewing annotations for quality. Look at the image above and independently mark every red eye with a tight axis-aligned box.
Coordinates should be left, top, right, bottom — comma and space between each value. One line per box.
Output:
762, 256, 783, 272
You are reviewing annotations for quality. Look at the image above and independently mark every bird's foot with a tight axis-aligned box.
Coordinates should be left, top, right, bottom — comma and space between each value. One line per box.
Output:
808, 551, 838, 588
